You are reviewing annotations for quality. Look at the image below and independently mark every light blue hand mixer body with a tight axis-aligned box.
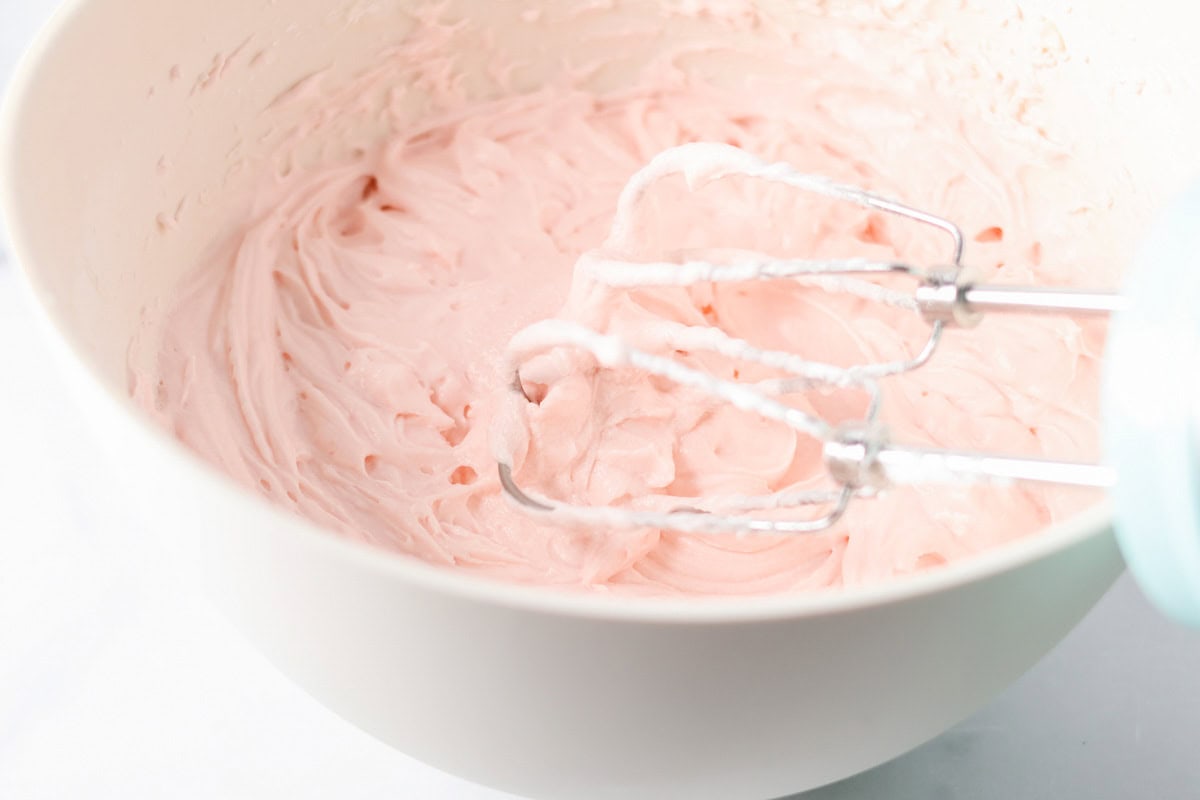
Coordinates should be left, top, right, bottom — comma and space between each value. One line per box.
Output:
495, 143, 1200, 627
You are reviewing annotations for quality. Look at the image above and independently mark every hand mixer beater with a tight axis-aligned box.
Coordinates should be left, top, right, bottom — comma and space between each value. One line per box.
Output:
495, 142, 1200, 626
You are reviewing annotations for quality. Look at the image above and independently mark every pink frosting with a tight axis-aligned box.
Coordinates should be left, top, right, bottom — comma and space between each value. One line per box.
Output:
131, 8, 1106, 596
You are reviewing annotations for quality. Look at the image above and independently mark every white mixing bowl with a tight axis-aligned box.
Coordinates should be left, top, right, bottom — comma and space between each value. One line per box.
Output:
4, 1, 1199, 797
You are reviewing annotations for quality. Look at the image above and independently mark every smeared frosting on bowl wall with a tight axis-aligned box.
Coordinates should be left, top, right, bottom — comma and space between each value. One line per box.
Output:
130, 0, 1113, 596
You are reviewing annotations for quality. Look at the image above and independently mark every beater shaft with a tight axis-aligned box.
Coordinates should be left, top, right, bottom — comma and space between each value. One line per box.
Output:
917, 274, 1127, 326
958, 285, 1127, 317
825, 436, 1118, 493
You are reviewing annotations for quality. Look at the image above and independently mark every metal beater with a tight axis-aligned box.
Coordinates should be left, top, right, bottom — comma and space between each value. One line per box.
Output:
494, 143, 1200, 625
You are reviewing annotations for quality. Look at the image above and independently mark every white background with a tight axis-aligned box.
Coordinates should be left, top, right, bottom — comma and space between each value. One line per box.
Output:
2, 2, 1199, 799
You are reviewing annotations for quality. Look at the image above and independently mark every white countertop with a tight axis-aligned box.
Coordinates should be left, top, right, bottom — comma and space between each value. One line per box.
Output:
2, 4, 1199, 799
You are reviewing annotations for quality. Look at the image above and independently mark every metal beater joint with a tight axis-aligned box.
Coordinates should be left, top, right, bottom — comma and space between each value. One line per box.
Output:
824, 424, 892, 492
915, 268, 983, 328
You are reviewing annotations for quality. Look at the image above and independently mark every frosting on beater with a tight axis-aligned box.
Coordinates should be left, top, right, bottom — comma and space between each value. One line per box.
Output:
132, 3, 1108, 596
